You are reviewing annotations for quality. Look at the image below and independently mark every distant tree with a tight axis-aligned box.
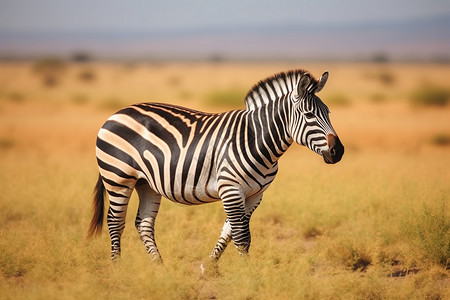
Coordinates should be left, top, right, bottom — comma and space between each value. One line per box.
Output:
71, 52, 93, 63
209, 53, 225, 63
372, 52, 390, 63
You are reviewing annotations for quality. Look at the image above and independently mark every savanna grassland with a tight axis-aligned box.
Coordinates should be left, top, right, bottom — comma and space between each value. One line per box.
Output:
0, 61, 449, 299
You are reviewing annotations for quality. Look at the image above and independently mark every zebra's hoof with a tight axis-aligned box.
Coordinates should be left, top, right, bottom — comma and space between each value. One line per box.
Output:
200, 260, 220, 278
111, 252, 121, 262
151, 256, 163, 264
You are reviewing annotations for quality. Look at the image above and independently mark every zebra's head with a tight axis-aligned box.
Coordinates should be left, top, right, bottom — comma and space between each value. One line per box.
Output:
289, 71, 344, 164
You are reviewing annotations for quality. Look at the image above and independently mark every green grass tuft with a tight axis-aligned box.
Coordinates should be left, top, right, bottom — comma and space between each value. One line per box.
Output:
99, 96, 127, 111
78, 69, 96, 82
325, 93, 352, 107
8, 91, 26, 103
369, 92, 387, 103
204, 88, 246, 108
410, 85, 450, 107
71, 93, 90, 105
412, 200, 450, 267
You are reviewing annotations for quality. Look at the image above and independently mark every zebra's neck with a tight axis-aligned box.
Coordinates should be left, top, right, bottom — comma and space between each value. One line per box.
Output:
240, 100, 293, 168
244, 69, 309, 111
239, 70, 314, 166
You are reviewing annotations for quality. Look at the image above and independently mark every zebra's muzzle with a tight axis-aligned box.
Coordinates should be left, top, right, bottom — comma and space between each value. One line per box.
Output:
323, 134, 344, 164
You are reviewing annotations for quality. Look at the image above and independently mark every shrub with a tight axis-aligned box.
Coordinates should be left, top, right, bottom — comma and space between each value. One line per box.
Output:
8, 91, 26, 103
78, 69, 96, 82
378, 70, 396, 85
322, 236, 372, 271
32, 57, 66, 87
167, 75, 182, 87
410, 200, 450, 267
410, 85, 450, 107
205, 88, 246, 108
326, 93, 351, 107
71, 93, 90, 105
100, 96, 126, 111
0, 138, 14, 149
178, 90, 192, 100
430, 133, 450, 147
369, 93, 387, 103
363, 68, 396, 86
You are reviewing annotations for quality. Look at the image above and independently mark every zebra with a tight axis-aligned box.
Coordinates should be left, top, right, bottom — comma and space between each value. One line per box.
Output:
87, 69, 344, 264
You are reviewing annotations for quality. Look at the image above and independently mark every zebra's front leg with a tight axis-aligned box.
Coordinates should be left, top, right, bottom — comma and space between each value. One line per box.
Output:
209, 193, 263, 260
221, 194, 251, 257
135, 182, 162, 263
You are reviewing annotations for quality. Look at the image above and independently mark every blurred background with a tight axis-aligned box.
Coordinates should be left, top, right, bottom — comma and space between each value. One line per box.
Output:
1, 0, 449, 61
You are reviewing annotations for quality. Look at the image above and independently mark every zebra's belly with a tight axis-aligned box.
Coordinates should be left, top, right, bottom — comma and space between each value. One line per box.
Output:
163, 175, 271, 205
161, 172, 221, 205
139, 157, 220, 205
141, 158, 278, 205
139, 146, 278, 205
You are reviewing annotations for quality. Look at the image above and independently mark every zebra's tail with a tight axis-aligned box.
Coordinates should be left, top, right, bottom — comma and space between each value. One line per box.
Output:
87, 174, 105, 239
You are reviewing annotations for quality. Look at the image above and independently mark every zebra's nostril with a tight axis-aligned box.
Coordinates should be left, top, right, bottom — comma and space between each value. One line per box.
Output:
330, 148, 336, 156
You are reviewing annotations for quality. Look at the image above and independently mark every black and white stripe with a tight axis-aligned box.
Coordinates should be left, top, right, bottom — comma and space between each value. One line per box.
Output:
88, 69, 344, 262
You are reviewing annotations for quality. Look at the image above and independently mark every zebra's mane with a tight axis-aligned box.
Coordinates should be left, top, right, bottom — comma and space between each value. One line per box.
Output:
244, 69, 319, 111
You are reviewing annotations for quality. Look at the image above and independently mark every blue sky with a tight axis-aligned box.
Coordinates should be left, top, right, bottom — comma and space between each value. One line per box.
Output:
1, 0, 449, 33
1, 1, 449, 60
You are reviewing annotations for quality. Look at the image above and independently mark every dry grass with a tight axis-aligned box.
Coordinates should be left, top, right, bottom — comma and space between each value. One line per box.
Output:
0, 61, 449, 299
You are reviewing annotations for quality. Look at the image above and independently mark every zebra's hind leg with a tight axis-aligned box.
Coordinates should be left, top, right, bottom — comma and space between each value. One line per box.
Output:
200, 219, 231, 276
106, 186, 134, 261
209, 219, 232, 261
135, 180, 162, 263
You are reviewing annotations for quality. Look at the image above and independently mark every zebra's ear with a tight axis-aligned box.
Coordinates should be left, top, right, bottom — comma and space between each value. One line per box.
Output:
296, 73, 311, 98
315, 71, 329, 93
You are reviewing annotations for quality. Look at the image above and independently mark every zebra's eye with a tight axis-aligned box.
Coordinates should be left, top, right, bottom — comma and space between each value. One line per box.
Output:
304, 112, 315, 119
